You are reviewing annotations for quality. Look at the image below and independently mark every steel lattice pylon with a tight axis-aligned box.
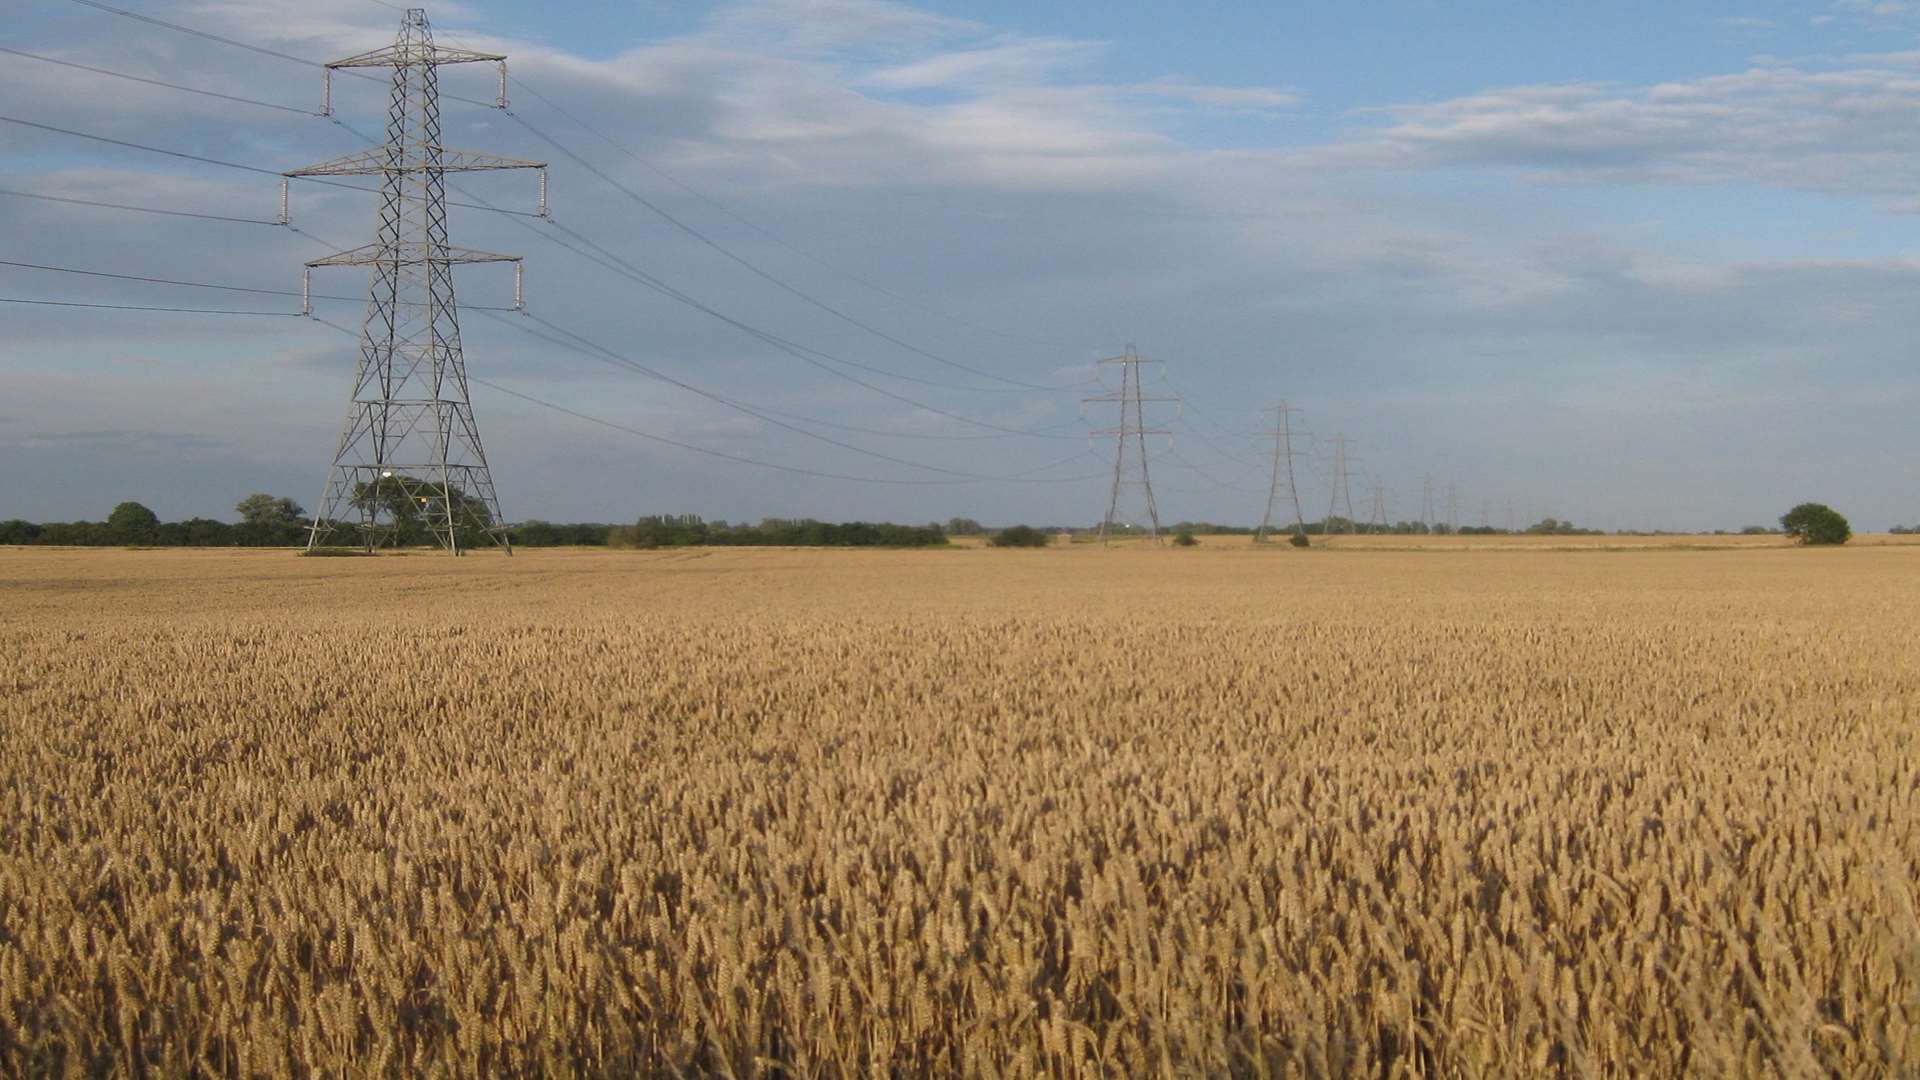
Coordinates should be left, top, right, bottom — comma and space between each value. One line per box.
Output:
1325, 433, 1357, 536
1085, 347, 1175, 544
284, 8, 546, 554
1255, 400, 1307, 542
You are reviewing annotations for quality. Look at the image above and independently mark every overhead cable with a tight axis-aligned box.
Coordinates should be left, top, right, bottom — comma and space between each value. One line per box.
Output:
0, 295, 296, 315
0, 45, 318, 115
504, 110, 1090, 394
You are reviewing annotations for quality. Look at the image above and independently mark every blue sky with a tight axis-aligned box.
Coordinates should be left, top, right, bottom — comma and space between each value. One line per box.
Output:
4, 0, 1920, 530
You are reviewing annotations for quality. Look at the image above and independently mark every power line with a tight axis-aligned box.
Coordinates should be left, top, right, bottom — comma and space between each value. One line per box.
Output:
2, 106, 1084, 459
0, 114, 543, 217
307, 313, 1103, 487
328, 118, 1085, 443
528, 207, 1051, 398
0, 258, 522, 311
504, 310, 1012, 479
66, 0, 344, 72
0, 45, 318, 115
15, 12, 1107, 486
7, 44, 1084, 446
1152, 369, 1269, 474
387, 8, 1089, 357
0, 185, 281, 225
0, 259, 1067, 455
499, 309, 1088, 482
0, 295, 297, 315
0, 113, 284, 176
1163, 445, 1260, 495
393, 5, 1091, 358
503, 75, 1085, 354
502, 109, 1090, 394
511, 209, 1082, 440
61, 0, 500, 109
43, 0, 1103, 397
0, 258, 1056, 451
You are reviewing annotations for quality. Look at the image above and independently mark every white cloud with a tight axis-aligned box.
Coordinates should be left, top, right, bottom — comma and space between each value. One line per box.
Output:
861, 37, 1106, 91
1318, 61, 1920, 204
1130, 77, 1303, 111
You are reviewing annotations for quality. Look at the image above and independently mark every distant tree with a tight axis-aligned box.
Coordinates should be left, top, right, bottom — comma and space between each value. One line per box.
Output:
235, 493, 305, 528
991, 525, 1051, 548
1172, 526, 1198, 547
514, 519, 562, 546
1781, 503, 1850, 546
181, 518, 234, 546
0, 519, 40, 545
106, 501, 159, 543
331, 475, 495, 548
1288, 531, 1311, 548
946, 517, 985, 536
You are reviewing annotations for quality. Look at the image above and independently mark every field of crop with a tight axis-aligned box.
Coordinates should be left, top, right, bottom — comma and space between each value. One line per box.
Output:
2, 540, 1917, 1075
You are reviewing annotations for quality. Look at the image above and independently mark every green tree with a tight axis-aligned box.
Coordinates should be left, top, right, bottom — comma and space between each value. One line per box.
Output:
235, 493, 305, 527
990, 525, 1050, 548
1780, 503, 1851, 546
106, 501, 159, 542
1172, 526, 1198, 546
334, 475, 495, 548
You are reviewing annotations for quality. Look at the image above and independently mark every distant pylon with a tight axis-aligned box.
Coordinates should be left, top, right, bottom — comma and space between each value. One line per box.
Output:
1325, 433, 1357, 534
1421, 474, 1435, 532
1369, 480, 1388, 534
1446, 483, 1459, 533
285, 8, 546, 554
1255, 401, 1307, 542
1085, 347, 1176, 544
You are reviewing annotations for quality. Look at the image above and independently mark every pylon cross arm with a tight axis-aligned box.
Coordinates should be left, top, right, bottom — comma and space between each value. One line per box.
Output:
326, 43, 505, 68
285, 147, 544, 177
305, 244, 521, 267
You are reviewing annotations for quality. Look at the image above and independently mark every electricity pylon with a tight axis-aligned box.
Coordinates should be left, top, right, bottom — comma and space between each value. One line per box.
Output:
1086, 347, 1175, 544
1369, 480, 1388, 534
1325, 433, 1357, 535
285, 8, 546, 554
1421, 474, 1435, 533
1255, 401, 1307, 542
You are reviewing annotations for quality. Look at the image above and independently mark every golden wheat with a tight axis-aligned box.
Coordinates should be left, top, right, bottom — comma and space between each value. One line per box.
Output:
1, 540, 1916, 1075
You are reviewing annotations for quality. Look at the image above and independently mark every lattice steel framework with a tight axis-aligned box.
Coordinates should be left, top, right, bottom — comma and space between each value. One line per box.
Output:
1325, 433, 1357, 535
284, 8, 546, 554
1255, 400, 1307, 542
1086, 347, 1175, 544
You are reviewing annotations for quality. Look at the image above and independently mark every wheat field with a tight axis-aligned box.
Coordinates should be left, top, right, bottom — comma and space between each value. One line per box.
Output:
2, 540, 1917, 1076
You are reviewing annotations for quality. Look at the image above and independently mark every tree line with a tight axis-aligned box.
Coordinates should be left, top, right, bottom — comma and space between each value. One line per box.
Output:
0, 497, 1862, 549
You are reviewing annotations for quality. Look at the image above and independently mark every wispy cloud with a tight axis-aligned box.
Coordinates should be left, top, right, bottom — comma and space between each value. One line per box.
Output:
1317, 60, 1920, 204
